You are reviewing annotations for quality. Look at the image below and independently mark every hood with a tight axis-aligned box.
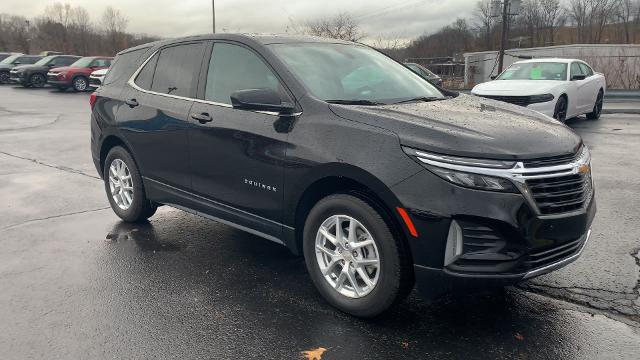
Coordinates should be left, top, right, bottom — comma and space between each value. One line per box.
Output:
329, 94, 581, 160
11, 64, 47, 72
472, 80, 564, 95
49, 66, 73, 73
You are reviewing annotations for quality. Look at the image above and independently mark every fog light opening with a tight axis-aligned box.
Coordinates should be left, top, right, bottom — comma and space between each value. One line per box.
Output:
444, 220, 463, 266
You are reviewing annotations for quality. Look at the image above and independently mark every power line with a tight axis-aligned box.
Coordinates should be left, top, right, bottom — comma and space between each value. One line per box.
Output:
355, 0, 428, 21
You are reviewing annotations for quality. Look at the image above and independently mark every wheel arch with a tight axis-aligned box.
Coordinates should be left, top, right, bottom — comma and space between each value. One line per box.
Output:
99, 134, 136, 178
287, 163, 414, 264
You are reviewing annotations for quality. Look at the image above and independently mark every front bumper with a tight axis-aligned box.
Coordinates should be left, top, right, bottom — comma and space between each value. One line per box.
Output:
392, 167, 596, 299
526, 100, 556, 117
9, 73, 26, 84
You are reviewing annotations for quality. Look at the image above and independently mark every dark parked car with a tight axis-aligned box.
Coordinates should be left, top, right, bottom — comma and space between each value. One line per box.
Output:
0, 54, 43, 84
9, 55, 80, 88
48, 56, 113, 91
91, 34, 595, 317
405, 62, 443, 87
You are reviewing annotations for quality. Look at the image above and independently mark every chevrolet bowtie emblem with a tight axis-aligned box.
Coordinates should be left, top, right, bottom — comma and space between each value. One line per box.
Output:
578, 164, 590, 174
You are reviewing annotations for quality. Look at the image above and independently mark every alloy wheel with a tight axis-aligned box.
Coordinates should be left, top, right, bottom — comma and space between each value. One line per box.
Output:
108, 159, 134, 210
315, 215, 380, 298
31, 74, 45, 88
74, 77, 87, 91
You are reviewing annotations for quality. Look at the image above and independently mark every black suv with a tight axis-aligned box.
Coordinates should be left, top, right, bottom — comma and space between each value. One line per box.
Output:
0, 54, 43, 84
91, 34, 595, 317
9, 54, 80, 87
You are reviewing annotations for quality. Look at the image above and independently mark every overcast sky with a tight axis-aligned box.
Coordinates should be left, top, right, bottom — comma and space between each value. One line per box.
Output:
9, 0, 476, 42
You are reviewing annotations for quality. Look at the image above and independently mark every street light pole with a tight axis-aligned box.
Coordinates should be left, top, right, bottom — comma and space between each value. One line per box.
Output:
497, 0, 509, 74
212, 0, 216, 34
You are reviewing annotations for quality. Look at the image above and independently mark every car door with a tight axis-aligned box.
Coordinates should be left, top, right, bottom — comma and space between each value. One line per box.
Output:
578, 62, 599, 106
116, 42, 206, 191
187, 41, 292, 239
569, 62, 591, 113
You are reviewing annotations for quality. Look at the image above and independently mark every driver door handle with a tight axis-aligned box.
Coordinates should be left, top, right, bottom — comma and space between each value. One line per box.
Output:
191, 112, 213, 124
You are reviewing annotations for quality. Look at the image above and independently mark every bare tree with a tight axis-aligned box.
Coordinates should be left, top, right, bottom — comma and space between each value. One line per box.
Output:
539, 0, 564, 45
519, 0, 543, 46
615, 0, 639, 43
303, 13, 365, 42
101, 6, 129, 53
473, 0, 496, 50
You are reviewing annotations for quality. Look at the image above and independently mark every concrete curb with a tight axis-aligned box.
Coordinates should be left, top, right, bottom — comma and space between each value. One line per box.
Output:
602, 108, 640, 115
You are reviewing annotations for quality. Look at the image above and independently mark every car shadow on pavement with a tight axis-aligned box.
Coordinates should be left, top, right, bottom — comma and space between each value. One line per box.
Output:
96, 211, 619, 358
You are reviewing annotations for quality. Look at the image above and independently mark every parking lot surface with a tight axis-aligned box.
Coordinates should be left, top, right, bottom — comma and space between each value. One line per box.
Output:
1, 86, 639, 359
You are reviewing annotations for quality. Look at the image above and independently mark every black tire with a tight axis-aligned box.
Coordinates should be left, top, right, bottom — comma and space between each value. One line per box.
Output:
303, 194, 413, 317
0, 71, 9, 84
29, 73, 46, 88
586, 90, 604, 120
103, 146, 157, 222
72, 76, 88, 92
553, 96, 568, 122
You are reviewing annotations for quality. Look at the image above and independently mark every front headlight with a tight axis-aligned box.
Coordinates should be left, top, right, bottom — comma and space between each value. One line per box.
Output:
403, 147, 518, 192
529, 94, 555, 103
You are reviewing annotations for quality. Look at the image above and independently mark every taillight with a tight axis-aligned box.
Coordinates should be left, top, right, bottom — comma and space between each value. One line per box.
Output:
89, 92, 97, 109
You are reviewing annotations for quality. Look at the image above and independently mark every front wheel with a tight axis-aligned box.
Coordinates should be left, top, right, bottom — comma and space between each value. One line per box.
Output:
553, 96, 568, 122
72, 76, 88, 92
104, 146, 157, 222
29, 73, 46, 88
303, 194, 413, 317
586, 90, 603, 120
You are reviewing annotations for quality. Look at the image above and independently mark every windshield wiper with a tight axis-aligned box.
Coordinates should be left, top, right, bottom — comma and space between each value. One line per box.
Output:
326, 99, 385, 106
392, 96, 445, 104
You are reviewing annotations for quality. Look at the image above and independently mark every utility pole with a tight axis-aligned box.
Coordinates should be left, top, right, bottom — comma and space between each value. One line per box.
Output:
212, 0, 216, 33
497, 0, 510, 74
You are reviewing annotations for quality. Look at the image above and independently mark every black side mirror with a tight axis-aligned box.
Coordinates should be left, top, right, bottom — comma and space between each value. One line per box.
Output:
13, 61, 21, 65
571, 74, 586, 81
490, 75, 497, 80
230, 88, 295, 114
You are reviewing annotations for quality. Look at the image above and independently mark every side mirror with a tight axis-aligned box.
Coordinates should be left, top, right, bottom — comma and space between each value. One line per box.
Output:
13, 61, 21, 65
571, 74, 586, 81
230, 88, 294, 114
47, 63, 55, 67
490, 75, 497, 80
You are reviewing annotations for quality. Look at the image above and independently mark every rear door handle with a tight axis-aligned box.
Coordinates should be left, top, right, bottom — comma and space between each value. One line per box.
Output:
191, 112, 213, 124
125, 98, 139, 108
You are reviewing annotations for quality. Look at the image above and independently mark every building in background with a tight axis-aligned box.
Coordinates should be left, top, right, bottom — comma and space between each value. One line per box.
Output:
464, 44, 640, 89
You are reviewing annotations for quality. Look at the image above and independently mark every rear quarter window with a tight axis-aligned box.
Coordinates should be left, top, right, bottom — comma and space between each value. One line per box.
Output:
103, 48, 150, 86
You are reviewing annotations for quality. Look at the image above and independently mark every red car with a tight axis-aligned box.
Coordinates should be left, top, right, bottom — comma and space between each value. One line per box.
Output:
47, 56, 113, 91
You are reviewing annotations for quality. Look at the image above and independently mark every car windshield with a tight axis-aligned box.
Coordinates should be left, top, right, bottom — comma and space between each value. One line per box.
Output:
33, 56, 56, 66
270, 43, 444, 104
0, 55, 19, 65
70, 57, 94, 67
497, 62, 567, 81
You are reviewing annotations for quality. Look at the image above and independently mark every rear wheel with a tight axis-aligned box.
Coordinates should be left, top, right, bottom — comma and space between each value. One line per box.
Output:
29, 73, 46, 88
303, 194, 413, 317
72, 76, 88, 92
553, 96, 567, 122
586, 90, 603, 120
104, 146, 157, 222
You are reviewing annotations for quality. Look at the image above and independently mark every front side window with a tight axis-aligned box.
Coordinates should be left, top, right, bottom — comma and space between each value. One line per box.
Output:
578, 63, 593, 76
20, 56, 41, 65
151, 43, 204, 97
570, 62, 585, 78
497, 62, 568, 81
205, 43, 281, 104
270, 43, 443, 104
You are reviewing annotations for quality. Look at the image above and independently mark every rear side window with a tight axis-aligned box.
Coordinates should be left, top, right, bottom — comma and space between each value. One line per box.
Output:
205, 43, 281, 104
134, 53, 158, 90
103, 48, 149, 86
55, 57, 77, 66
19, 56, 40, 65
151, 43, 204, 97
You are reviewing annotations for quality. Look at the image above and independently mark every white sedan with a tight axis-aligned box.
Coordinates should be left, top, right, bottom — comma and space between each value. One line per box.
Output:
471, 58, 606, 122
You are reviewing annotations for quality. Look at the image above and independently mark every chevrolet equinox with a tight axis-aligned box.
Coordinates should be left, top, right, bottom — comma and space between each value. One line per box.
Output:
90, 34, 595, 317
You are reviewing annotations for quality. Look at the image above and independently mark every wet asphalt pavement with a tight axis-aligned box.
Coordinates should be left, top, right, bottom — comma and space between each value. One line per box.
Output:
1, 86, 639, 359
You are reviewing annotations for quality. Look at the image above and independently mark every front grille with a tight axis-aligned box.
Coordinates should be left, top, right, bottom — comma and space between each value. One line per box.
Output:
524, 152, 578, 168
525, 236, 585, 269
526, 173, 592, 215
479, 95, 532, 107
